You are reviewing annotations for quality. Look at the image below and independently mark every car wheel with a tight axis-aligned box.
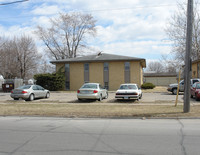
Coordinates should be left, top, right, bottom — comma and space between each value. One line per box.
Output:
139, 93, 142, 99
98, 94, 102, 101
46, 92, 50, 98
191, 94, 193, 98
27, 94, 34, 101
78, 98, 82, 101
104, 92, 108, 99
195, 94, 199, 101
172, 88, 177, 95
14, 98, 19, 100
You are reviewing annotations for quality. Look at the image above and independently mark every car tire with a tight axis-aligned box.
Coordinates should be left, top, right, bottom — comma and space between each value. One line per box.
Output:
98, 94, 102, 101
191, 94, 193, 98
78, 98, 82, 101
139, 93, 142, 99
14, 98, 19, 100
26, 94, 34, 101
104, 92, 108, 99
46, 92, 50, 98
195, 94, 199, 101
172, 88, 177, 95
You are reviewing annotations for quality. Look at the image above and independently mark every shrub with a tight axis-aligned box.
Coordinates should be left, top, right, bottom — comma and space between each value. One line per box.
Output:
34, 73, 65, 91
141, 83, 155, 89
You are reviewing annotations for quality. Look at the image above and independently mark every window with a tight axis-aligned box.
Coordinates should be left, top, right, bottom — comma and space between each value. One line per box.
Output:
104, 82, 109, 90
65, 82, 70, 90
84, 63, 89, 71
125, 62, 130, 71
104, 63, 109, 71
65, 64, 70, 90
81, 83, 97, 89
193, 79, 199, 84
32, 85, 38, 90
124, 62, 130, 83
84, 63, 89, 83
104, 63, 109, 90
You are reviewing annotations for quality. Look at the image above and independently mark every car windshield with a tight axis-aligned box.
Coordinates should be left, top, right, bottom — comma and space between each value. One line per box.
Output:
17, 85, 31, 89
119, 85, 137, 90
196, 84, 200, 89
81, 84, 98, 89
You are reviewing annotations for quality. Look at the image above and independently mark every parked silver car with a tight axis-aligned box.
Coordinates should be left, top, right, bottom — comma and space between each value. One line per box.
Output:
10, 85, 50, 101
77, 83, 108, 101
115, 83, 142, 100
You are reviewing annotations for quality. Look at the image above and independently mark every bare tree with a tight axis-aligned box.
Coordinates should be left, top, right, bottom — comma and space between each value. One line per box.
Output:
146, 61, 164, 73
14, 35, 41, 79
165, 1, 200, 63
36, 56, 55, 74
35, 12, 97, 60
0, 35, 41, 79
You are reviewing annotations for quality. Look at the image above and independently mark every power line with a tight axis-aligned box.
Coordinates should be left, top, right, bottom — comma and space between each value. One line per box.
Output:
81, 4, 178, 12
0, 0, 28, 6
0, 3, 179, 20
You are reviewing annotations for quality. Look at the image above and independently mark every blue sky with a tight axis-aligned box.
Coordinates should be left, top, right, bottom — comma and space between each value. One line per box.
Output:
0, 0, 186, 64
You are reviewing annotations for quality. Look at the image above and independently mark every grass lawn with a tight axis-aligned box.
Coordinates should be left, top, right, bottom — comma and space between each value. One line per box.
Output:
0, 103, 199, 118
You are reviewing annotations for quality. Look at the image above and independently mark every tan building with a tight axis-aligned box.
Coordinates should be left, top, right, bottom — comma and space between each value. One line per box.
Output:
192, 59, 200, 78
51, 53, 146, 91
144, 72, 177, 86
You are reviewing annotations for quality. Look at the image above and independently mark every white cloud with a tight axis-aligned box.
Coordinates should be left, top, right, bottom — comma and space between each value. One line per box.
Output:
0, 0, 187, 61
31, 4, 60, 15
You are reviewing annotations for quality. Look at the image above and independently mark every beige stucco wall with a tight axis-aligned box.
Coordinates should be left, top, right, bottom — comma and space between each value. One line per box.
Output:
192, 63, 197, 78
109, 61, 124, 90
90, 62, 104, 85
130, 61, 142, 86
70, 63, 84, 90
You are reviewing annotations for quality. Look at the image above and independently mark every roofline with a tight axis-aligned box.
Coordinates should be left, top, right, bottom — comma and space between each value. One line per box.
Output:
50, 58, 145, 63
192, 59, 200, 64
51, 59, 146, 67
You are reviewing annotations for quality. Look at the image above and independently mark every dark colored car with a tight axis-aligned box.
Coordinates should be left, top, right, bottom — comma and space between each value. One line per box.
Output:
191, 82, 200, 101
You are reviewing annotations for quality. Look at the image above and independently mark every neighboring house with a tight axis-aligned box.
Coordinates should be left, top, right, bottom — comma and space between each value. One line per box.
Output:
50, 53, 146, 91
192, 59, 200, 78
143, 72, 177, 86
0, 75, 4, 91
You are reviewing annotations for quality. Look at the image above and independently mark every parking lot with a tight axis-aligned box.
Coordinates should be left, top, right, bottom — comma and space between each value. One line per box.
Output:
0, 91, 199, 105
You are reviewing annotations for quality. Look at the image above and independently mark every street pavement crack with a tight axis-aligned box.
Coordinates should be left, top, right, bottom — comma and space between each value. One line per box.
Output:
73, 121, 124, 155
178, 119, 187, 155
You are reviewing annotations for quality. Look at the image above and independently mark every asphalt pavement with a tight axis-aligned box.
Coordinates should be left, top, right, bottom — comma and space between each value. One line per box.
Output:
0, 117, 200, 155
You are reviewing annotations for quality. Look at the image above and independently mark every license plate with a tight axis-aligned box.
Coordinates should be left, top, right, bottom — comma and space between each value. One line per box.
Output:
82, 90, 89, 94
124, 96, 129, 99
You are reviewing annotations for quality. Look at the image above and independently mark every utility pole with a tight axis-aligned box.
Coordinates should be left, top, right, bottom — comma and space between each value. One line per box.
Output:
184, 0, 193, 113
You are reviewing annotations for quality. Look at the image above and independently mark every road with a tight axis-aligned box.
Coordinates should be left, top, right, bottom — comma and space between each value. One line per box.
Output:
0, 117, 200, 155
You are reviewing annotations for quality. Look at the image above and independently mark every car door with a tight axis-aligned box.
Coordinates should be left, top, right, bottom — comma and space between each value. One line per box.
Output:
36, 85, 46, 98
191, 83, 196, 96
32, 85, 40, 98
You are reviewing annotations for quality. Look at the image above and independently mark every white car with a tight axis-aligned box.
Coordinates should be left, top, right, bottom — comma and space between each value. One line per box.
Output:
77, 83, 108, 101
115, 83, 142, 100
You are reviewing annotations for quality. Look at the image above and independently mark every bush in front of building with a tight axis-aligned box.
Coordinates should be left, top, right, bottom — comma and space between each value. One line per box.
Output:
141, 83, 155, 89
34, 73, 65, 91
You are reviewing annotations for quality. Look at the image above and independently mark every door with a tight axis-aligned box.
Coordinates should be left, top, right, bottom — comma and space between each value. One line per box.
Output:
191, 83, 196, 96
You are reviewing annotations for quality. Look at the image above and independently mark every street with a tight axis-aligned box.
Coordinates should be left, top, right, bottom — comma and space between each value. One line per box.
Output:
0, 117, 200, 155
